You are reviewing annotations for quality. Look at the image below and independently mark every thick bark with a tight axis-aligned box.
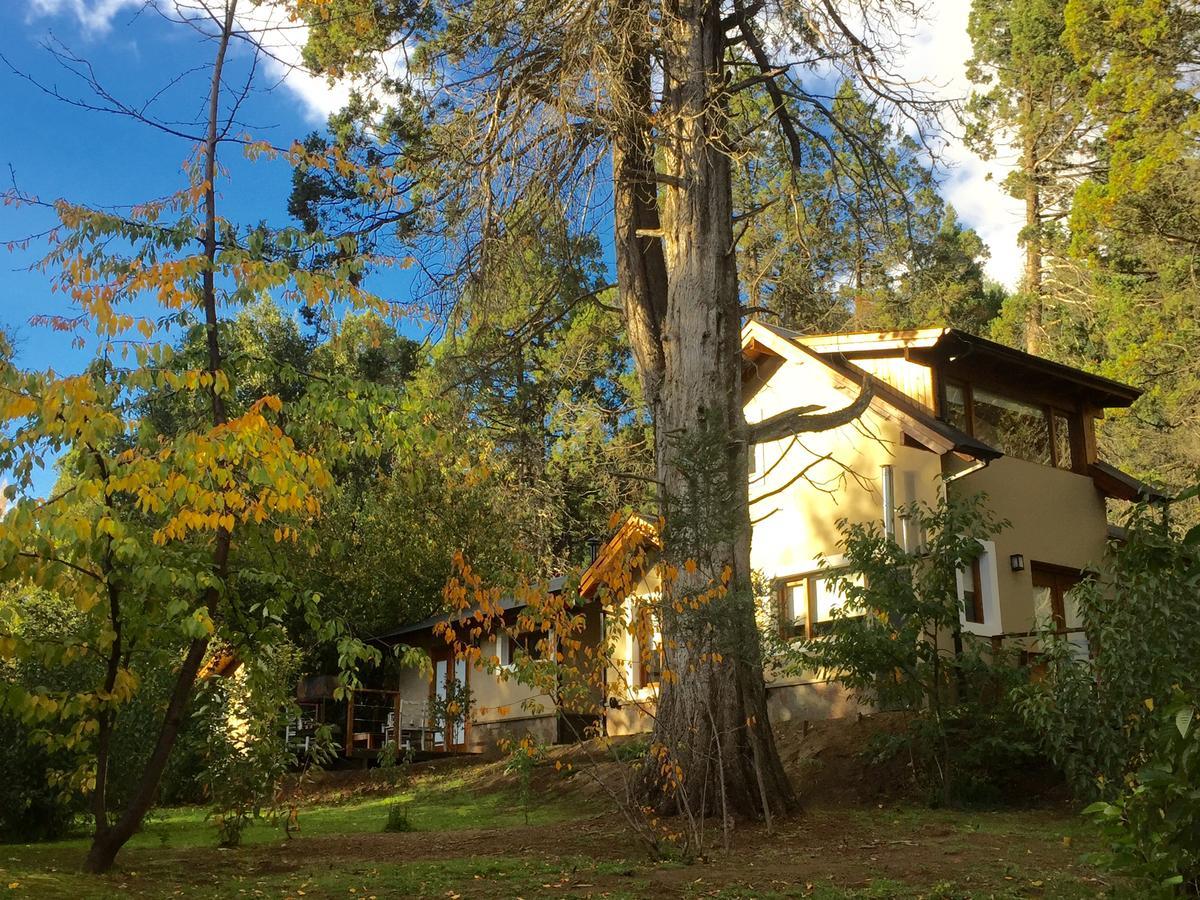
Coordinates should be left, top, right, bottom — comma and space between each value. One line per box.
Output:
84, 0, 236, 873
612, 0, 795, 822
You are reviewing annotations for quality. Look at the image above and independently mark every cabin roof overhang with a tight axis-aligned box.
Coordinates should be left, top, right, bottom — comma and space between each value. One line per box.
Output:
1088, 461, 1171, 504
742, 321, 1001, 463
369, 575, 568, 645
787, 326, 1140, 411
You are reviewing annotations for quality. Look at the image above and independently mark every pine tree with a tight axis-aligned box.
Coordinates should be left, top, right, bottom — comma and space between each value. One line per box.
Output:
966, 0, 1093, 353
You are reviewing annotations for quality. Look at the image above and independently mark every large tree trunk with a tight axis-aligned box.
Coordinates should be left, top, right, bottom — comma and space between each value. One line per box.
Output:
612, 0, 795, 822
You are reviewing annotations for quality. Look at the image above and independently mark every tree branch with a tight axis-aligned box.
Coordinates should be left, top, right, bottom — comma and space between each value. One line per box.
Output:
747, 377, 874, 444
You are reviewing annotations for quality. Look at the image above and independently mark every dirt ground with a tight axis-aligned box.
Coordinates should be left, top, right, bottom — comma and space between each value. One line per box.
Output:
27, 801, 1110, 898
7, 715, 1120, 898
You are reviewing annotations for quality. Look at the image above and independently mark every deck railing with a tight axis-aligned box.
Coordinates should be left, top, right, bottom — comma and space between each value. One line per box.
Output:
344, 688, 437, 756
989, 627, 1091, 666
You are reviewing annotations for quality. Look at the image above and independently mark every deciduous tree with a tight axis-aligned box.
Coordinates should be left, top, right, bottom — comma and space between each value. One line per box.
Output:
0, 0, 388, 872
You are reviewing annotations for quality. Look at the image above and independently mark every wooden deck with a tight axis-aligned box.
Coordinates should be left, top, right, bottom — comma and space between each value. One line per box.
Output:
344, 687, 473, 758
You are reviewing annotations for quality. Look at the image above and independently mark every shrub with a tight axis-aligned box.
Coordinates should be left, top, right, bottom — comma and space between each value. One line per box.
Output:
1015, 496, 1200, 799
791, 494, 1035, 806
0, 589, 90, 841
383, 799, 415, 833
1084, 694, 1200, 896
0, 708, 83, 842
502, 734, 547, 824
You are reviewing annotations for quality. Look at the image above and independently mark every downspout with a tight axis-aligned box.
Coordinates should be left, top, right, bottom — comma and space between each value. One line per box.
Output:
881, 464, 896, 541
943, 457, 990, 482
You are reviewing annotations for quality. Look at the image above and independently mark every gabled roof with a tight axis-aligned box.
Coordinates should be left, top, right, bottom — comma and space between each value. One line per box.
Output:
369, 575, 568, 644
579, 513, 660, 599
788, 325, 1140, 410
743, 320, 1001, 462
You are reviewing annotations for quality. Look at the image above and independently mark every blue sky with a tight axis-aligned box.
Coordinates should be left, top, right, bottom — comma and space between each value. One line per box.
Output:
1, 0, 1025, 498
1, 2, 330, 372
0, 2, 413, 496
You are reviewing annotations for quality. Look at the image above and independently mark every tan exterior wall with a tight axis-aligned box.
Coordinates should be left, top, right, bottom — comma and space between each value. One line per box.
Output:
746, 351, 945, 585
469, 634, 557, 724
951, 457, 1109, 635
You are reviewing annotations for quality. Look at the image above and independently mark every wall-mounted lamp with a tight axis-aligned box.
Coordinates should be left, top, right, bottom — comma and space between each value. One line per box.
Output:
1009, 554, 1025, 572
586, 537, 602, 564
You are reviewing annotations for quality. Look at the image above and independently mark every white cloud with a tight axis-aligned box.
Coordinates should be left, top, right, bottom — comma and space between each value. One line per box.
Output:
26, 0, 141, 35
902, 1, 1024, 289
29, 1, 1020, 286
229, 1, 356, 124
25, 0, 397, 124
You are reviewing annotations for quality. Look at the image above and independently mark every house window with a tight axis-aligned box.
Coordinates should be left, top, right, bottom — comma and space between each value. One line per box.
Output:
1051, 411, 1074, 471
941, 381, 1078, 471
632, 604, 662, 688
496, 633, 512, 667
778, 569, 857, 640
503, 628, 550, 664
957, 541, 1002, 636
779, 581, 808, 640
945, 381, 969, 433
971, 387, 1052, 465
962, 559, 984, 624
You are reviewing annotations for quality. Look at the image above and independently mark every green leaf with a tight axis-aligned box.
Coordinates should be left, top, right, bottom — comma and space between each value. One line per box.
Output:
1177, 706, 1195, 739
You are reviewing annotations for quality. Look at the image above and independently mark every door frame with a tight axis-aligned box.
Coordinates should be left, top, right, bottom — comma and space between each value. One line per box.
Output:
429, 647, 470, 751
1030, 562, 1085, 631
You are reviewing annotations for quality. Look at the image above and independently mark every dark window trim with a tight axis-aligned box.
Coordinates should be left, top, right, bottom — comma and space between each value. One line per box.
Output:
940, 379, 1084, 474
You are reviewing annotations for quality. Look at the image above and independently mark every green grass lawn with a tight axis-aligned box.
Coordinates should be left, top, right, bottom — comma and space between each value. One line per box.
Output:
9, 770, 575, 855
0, 765, 1137, 899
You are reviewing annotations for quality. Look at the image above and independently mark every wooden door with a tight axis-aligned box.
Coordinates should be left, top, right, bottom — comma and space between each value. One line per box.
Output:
1031, 564, 1083, 632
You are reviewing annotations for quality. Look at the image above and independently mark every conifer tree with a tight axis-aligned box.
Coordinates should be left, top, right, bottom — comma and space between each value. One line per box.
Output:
293, 0, 947, 818
966, 0, 1093, 353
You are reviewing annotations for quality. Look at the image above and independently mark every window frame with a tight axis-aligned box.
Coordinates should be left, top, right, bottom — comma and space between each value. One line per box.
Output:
962, 558, 984, 624
940, 379, 1081, 472
501, 627, 551, 666
776, 566, 857, 641
631, 602, 662, 688
957, 540, 1003, 637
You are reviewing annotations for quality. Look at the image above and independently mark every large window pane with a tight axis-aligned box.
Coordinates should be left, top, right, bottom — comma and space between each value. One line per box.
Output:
944, 381, 969, 432
1053, 412, 1074, 470
972, 387, 1051, 465
811, 572, 858, 635
781, 581, 807, 639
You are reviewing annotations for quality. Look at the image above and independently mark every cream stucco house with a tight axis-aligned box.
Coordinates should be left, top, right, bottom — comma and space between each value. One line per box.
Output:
349, 322, 1159, 755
